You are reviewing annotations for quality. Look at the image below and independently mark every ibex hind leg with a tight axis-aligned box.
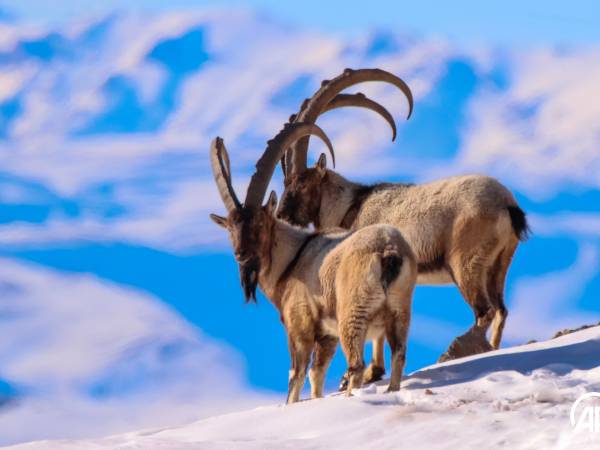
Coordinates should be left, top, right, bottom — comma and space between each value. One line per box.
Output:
456, 255, 495, 331
441, 248, 497, 361
488, 239, 517, 349
339, 336, 385, 391
383, 269, 412, 392
362, 248, 404, 386
339, 317, 368, 397
339, 337, 385, 391
363, 336, 386, 384
384, 311, 409, 392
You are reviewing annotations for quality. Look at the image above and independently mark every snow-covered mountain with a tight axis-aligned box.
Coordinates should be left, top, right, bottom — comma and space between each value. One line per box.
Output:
6, 326, 600, 449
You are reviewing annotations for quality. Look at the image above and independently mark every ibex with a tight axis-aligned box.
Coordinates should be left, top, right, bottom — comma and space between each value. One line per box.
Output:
276, 69, 530, 386
209, 123, 417, 402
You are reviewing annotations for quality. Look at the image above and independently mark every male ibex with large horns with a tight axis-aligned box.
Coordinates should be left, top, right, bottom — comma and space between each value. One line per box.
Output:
277, 69, 529, 387
209, 122, 417, 402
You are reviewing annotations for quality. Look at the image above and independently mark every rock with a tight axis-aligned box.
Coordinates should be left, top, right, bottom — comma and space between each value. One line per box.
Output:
438, 327, 493, 362
552, 322, 600, 339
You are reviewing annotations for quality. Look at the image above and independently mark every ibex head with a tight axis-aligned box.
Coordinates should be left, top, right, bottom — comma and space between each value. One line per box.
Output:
209, 124, 334, 302
277, 153, 328, 227
277, 68, 413, 227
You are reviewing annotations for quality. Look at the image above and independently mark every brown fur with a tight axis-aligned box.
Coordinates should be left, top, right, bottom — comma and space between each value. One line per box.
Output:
278, 164, 528, 366
212, 195, 417, 402
279, 160, 327, 228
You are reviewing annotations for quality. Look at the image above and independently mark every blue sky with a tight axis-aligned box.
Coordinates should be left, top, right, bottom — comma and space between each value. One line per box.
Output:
0, 1, 599, 444
2, 0, 600, 45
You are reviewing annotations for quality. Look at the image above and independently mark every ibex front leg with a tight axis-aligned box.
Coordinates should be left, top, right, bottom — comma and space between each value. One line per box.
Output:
309, 335, 338, 399
286, 337, 312, 404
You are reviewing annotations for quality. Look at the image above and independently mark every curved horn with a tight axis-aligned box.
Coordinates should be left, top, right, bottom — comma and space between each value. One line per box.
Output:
210, 137, 242, 212
324, 93, 397, 142
290, 68, 413, 174
282, 91, 398, 176
244, 123, 333, 208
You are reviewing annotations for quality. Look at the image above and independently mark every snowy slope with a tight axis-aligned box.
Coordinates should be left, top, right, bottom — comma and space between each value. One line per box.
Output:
8, 326, 600, 450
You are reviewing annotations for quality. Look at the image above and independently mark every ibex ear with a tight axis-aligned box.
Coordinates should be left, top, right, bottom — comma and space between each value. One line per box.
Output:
266, 190, 278, 216
315, 153, 327, 176
209, 213, 228, 229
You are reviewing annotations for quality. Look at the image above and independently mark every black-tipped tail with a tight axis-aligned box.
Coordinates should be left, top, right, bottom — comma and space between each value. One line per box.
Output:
381, 248, 403, 289
507, 205, 530, 242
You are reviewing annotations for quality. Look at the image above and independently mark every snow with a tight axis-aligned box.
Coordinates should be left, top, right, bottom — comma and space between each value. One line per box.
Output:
7, 326, 600, 449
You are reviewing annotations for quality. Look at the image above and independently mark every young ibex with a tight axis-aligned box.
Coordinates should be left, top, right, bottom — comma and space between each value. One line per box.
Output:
209, 123, 417, 402
276, 69, 529, 385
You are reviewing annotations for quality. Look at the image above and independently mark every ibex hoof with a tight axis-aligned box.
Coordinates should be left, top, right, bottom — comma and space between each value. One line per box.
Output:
363, 364, 386, 384
339, 373, 349, 392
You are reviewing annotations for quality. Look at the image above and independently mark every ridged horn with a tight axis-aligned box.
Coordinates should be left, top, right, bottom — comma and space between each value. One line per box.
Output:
290, 68, 413, 174
324, 93, 397, 142
282, 91, 399, 176
244, 123, 333, 208
210, 137, 242, 212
